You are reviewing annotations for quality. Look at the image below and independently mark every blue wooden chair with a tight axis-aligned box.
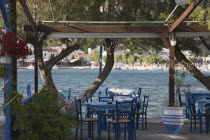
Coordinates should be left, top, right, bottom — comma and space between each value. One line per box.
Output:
74, 98, 97, 140
108, 100, 136, 140
135, 95, 149, 130
137, 87, 141, 99
105, 87, 109, 97
177, 89, 186, 107
188, 96, 210, 133
98, 96, 115, 130
26, 83, 31, 97
68, 88, 71, 100
85, 94, 94, 117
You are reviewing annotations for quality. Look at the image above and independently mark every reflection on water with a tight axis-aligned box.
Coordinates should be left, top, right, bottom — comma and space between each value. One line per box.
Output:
0, 69, 209, 116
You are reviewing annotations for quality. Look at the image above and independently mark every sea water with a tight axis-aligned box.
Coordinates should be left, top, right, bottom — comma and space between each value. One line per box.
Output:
0, 69, 209, 116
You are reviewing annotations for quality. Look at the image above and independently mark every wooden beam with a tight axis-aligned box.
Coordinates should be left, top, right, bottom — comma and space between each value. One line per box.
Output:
25, 25, 209, 33
170, 0, 203, 32
157, 33, 170, 49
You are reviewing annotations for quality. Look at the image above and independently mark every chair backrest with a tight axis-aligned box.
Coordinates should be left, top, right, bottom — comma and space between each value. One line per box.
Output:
68, 88, 71, 100
74, 98, 82, 121
85, 94, 93, 103
187, 95, 196, 114
98, 96, 113, 102
116, 100, 134, 120
26, 83, 31, 97
177, 89, 182, 107
142, 95, 149, 113
105, 87, 109, 97
98, 90, 102, 96
138, 87, 142, 98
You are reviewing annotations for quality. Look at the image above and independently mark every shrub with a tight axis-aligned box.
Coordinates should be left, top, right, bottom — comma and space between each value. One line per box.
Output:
9, 86, 77, 140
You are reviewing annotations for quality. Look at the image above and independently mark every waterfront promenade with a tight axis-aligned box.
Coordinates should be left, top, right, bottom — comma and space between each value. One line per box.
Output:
66, 117, 210, 140
0, 117, 209, 139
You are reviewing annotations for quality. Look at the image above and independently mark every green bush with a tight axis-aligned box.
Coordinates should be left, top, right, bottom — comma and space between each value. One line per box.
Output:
9, 86, 77, 140
0, 63, 7, 79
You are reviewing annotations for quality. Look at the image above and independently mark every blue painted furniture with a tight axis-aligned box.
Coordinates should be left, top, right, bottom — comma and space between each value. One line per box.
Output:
105, 87, 109, 97
75, 99, 97, 140
98, 96, 114, 130
135, 95, 149, 130
137, 87, 142, 99
83, 101, 136, 140
68, 88, 71, 100
108, 100, 135, 140
26, 83, 32, 97
185, 91, 210, 119
197, 100, 210, 133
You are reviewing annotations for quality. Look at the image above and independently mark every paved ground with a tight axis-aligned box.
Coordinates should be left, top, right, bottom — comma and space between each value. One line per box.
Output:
0, 117, 210, 140
67, 117, 210, 140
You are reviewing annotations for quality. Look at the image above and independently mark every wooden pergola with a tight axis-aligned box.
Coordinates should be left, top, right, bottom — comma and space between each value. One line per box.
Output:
24, 0, 208, 106
25, 24, 210, 106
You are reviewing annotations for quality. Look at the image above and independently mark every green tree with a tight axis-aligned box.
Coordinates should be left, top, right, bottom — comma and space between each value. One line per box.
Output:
127, 55, 135, 65
114, 54, 122, 63
90, 50, 100, 62
79, 56, 86, 66
103, 55, 107, 63
122, 55, 128, 64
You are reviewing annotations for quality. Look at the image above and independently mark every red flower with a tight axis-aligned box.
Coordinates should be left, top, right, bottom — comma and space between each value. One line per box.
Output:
0, 32, 32, 58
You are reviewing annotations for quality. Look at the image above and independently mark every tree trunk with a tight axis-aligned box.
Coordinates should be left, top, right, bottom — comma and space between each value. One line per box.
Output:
175, 46, 210, 90
77, 39, 116, 103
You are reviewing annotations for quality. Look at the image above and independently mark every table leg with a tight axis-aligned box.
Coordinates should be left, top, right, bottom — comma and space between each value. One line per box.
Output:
97, 110, 102, 140
199, 109, 203, 133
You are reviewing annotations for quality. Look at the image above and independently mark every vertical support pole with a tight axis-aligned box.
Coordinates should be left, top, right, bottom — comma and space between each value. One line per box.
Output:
169, 45, 175, 106
0, 1, 12, 140
5, 63, 11, 140
99, 44, 103, 74
10, 0, 17, 91
34, 31, 38, 93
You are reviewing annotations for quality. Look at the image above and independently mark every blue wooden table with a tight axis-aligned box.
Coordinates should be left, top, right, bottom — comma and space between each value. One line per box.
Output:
185, 91, 210, 119
83, 102, 117, 140
83, 101, 136, 140
197, 100, 210, 133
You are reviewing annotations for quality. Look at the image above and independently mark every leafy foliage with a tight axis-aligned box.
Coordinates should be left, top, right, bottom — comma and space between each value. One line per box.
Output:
0, 63, 7, 79
90, 50, 100, 62
9, 86, 77, 140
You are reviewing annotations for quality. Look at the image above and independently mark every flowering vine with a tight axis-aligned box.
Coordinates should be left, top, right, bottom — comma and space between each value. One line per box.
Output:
0, 32, 32, 58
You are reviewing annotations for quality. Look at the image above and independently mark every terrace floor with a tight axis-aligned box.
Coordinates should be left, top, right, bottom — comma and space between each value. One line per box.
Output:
67, 117, 210, 140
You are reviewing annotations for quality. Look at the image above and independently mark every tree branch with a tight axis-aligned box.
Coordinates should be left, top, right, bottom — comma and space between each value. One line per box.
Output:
46, 43, 80, 69
175, 45, 210, 90
19, 0, 36, 30
199, 36, 210, 51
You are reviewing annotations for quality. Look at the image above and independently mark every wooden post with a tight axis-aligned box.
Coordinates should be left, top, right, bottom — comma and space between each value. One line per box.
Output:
169, 45, 175, 106
34, 31, 38, 93
99, 44, 103, 74
158, 33, 175, 106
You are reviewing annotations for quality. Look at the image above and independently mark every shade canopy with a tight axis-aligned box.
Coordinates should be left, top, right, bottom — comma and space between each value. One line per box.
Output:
24, 25, 210, 39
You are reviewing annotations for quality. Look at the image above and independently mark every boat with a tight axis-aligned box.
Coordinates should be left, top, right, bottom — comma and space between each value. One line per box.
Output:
52, 65, 58, 69
27, 65, 34, 69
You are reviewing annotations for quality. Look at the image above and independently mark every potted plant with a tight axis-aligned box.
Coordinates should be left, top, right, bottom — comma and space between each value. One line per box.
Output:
0, 31, 32, 59
163, 70, 189, 134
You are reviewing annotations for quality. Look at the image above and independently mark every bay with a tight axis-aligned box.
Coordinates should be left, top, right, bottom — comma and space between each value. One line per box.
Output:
1, 69, 209, 116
